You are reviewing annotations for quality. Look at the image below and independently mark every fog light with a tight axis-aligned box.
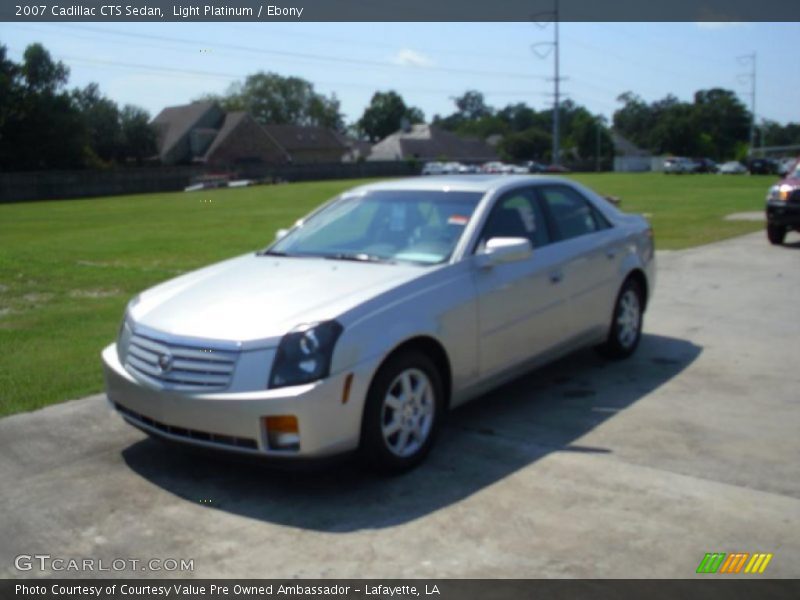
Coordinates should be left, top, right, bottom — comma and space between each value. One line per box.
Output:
263, 415, 300, 451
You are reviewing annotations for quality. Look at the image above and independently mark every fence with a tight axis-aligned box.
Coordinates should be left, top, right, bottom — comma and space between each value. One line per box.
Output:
0, 161, 421, 203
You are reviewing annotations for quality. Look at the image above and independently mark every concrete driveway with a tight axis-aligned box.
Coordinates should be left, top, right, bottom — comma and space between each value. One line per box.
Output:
2, 231, 799, 579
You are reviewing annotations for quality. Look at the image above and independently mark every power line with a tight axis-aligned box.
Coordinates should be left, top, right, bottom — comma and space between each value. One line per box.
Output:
5, 44, 547, 100
42, 23, 551, 82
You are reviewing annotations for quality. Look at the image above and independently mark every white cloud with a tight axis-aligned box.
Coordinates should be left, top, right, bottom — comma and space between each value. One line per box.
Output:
392, 49, 434, 68
694, 22, 745, 30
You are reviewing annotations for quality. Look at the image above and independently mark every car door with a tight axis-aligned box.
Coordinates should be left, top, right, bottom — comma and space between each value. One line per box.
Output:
537, 184, 621, 340
471, 187, 568, 378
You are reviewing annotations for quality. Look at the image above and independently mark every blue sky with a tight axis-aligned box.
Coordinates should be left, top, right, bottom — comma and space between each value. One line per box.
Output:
1, 21, 798, 127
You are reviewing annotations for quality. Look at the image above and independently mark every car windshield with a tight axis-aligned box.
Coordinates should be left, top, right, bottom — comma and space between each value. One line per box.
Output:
267, 189, 483, 265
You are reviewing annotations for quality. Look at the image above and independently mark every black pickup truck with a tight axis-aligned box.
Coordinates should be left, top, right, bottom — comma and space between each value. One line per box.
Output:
766, 159, 800, 245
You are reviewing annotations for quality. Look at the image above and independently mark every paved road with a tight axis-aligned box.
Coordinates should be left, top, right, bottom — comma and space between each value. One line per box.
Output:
2, 231, 799, 579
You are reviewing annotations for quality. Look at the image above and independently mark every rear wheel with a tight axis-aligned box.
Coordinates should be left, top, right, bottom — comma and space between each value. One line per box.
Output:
597, 278, 644, 360
360, 352, 443, 473
767, 223, 786, 245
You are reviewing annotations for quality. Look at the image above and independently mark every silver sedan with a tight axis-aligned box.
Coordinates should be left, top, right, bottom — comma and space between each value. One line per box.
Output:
102, 175, 655, 471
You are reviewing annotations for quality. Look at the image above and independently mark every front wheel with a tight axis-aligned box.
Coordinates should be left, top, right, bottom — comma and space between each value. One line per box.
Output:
767, 223, 786, 245
360, 352, 443, 473
597, 278, 644, 360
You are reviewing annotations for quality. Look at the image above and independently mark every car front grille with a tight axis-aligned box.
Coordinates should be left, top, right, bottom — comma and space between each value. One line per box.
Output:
114, 403, 258, 450
124, 331, 238, 392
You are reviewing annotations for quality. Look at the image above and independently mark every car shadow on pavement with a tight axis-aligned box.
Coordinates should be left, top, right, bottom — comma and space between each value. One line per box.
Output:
122, 333, 701, 532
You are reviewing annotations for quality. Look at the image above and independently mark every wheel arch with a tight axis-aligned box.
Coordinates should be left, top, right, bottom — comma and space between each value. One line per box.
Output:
625, 268, 649, 311
370, 335, 453, 410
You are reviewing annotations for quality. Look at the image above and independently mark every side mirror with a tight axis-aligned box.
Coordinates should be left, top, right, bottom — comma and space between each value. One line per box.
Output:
476, 237, 532, 268
275, 228, 289, 241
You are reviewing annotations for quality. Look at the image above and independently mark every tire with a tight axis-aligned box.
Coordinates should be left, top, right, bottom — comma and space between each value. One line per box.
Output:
767, 223, 786, 245
360, 351, 444, 473
597, 278, 644, 360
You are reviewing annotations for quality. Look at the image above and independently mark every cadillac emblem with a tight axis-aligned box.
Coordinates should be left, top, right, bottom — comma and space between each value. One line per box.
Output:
157, 352, 174, 373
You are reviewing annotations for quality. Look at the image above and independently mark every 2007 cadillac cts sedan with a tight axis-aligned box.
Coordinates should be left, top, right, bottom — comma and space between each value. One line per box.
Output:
102, 175, 655, 472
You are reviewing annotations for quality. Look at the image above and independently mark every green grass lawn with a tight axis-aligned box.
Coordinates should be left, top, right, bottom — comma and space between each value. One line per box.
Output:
0, 173, 771, 417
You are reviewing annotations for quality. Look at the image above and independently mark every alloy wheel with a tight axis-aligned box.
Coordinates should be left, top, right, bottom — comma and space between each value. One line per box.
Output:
616, 289, 641, 349
380, 368, 435, 458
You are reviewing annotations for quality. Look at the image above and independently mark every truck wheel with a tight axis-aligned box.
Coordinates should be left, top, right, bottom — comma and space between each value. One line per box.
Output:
767, 224, 786, 245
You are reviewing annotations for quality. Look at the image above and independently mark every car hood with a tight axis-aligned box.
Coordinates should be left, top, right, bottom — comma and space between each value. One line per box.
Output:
129, 253, 426, 344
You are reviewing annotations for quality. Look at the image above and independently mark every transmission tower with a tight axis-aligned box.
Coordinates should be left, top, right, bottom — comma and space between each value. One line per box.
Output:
531, 0, 566, 165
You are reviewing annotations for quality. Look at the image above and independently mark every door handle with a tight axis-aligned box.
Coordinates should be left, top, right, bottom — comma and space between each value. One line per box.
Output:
549, 270, 563, 284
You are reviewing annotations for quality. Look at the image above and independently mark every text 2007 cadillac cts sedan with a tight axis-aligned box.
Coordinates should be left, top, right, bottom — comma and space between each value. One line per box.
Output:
102, 175, 655, 471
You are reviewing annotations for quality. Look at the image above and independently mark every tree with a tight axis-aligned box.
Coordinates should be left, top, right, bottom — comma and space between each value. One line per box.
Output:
435, 90, 495, 134
612, 92, 655, 151
691, 88, 750, 159
21, 43, 68, 94
568, 112, 613, 164
209, 72, 344, 130
613, 88, 752, 159
73, 83, 122, 164
499, 128, 552, 161
454, 90, 492, 121
357, 91, 425, 142
120, 105, 156, 164
0, 43, 85, 170
497, 103, 537, 133
762, 120, 800, 147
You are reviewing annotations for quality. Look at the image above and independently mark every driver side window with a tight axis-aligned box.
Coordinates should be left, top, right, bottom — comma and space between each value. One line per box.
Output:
475, 189, 550, 252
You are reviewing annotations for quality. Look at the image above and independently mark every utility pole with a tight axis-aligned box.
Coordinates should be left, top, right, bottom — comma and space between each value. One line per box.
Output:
552, 0, 560, 166
531, 0, 564, 166
738, 52, 756, 157
595, 118, 601, 172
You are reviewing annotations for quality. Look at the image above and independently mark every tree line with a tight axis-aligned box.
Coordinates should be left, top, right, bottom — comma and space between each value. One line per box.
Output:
2, 41, 799, 171
0, 44, 156, 171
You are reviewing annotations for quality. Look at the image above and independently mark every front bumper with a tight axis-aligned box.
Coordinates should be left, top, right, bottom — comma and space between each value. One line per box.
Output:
102, 344, 375, 458
767, 202, 800, 228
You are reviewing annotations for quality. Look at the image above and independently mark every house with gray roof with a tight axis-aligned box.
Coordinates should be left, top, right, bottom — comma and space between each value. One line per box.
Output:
261, 125, 347, 163
367, 124, 498, 163
151, 102, 342, 167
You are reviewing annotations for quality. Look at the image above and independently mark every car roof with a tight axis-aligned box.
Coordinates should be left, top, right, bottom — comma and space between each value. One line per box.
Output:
350, 174, 573, 195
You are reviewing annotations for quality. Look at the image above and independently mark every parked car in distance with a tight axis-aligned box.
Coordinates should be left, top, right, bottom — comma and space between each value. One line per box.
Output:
747, 157, 779, 175
777, 157, 798, 177
441, 162, 463, 175
525, 161, 547, 173
692, 158, 718, 173
103, 175, 655, 472
719, 161, 748, 175
481, 161, 505, 174
663, 157, 696, 174
765, 160, 800, 245
421, 162, 446, 176
545, 164, 570, 173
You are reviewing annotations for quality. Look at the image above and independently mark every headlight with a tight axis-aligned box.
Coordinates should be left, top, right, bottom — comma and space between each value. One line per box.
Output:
767, 184, 793, 202
117, 314, 134, 364
269, 321, 343, 388
116, 295, 140, 363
